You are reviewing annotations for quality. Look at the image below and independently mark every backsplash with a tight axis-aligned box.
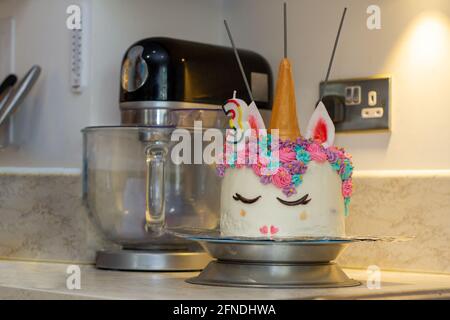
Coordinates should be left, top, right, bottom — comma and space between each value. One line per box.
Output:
0, 172, 110, 264
340, 171, 450, 274
0, 171, 448, 273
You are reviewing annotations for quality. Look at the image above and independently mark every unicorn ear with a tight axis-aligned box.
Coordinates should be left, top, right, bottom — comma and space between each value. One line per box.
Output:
305, 101, 335, 147
247, 101, 266, 131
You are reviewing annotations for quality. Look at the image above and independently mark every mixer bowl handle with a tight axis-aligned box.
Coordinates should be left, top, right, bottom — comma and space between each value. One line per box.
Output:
144, 143, 168, 234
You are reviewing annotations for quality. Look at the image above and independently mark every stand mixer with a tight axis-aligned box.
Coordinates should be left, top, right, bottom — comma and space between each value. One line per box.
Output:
82, 38, 272, 271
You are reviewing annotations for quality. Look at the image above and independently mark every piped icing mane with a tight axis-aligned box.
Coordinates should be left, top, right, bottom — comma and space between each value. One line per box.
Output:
216, 134, 354, 216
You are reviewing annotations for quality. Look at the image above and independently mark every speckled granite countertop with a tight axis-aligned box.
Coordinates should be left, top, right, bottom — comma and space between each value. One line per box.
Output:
0, 171, 449, 300
1, 171, 449, 274
0, 260, 449, 300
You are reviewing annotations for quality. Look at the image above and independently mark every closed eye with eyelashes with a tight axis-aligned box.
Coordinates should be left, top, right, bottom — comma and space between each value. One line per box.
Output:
276, 194, 312, 206
233, 193, 261, 204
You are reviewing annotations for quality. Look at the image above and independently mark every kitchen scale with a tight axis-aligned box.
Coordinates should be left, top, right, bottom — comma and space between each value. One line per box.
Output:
170, 229, 411, 288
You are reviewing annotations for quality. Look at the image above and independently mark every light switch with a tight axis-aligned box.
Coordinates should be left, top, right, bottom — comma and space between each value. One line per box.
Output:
352, 86, 361, 105
344, 86, 361, 105
345, 87, 353, 105
368, 91, 377, 106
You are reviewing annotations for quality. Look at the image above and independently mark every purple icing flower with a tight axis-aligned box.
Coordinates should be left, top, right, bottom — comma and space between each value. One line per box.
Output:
296, 137, 310, 148
279, 140, 296, 150
283, 160, 307, 175
282, 185, 297, 197
216, 164, 226, 177
325, 149, 339, 163
260, 175, 272, 185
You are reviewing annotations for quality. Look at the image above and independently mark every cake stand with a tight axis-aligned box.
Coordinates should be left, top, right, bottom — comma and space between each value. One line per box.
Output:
185, 236, 360, 288
168, 229, 411, 288
187, 239, 360, 288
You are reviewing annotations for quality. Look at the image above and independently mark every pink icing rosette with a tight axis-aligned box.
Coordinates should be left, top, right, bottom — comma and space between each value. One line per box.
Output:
279, 147, 297, 163
252, 162, 263, 176
258, 154, 270, 166
342, 179, 353, 198
328, 146, 345, 159
306, 143, 327, 163
272, 167, 292, 189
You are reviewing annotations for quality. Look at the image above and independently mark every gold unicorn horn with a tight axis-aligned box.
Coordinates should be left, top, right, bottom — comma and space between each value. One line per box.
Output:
269, 58, 301, 141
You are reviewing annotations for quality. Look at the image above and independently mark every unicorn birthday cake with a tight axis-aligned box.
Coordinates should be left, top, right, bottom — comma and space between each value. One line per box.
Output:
217, 56, 354, 239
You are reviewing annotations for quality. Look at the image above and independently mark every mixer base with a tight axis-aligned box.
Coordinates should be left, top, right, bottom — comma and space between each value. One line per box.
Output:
96, 249, 211, 271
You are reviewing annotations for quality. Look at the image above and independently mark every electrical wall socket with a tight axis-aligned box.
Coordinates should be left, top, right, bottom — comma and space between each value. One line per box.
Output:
361, 107, 383, 119
320, 77, 391, 132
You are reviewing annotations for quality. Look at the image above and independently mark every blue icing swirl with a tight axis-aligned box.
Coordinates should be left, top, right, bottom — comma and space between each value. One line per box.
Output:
292, 174, 303, 187
344, 197, 351, 217
340, 159, 353, 180
295, 148, 311, 164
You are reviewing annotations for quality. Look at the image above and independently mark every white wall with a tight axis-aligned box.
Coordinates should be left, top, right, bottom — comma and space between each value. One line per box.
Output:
223, 0, 450, 170
0, 0, 92, 168
0, 0, 449, 170
0, 0, 223, 168
89, 0, 224, 126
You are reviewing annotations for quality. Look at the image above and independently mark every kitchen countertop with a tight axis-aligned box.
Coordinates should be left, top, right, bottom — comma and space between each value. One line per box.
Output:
0, 260, 449, 300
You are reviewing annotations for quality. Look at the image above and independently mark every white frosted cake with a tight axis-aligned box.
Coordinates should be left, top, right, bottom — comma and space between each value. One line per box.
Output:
220, 162, 346, 238
217, 58, 354, 239
218, 133, 353, 238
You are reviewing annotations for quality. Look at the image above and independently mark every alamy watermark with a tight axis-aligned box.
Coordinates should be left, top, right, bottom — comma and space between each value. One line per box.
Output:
367, 5, 381, 30
366, 265, 382, 289
66, 265, 81, 290
170, 122, 280, 175
66, 5, 82, 30
66, 4, 382, 32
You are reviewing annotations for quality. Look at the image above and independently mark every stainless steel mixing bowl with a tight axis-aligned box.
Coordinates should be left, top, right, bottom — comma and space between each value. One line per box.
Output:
82, 125, 222, 250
